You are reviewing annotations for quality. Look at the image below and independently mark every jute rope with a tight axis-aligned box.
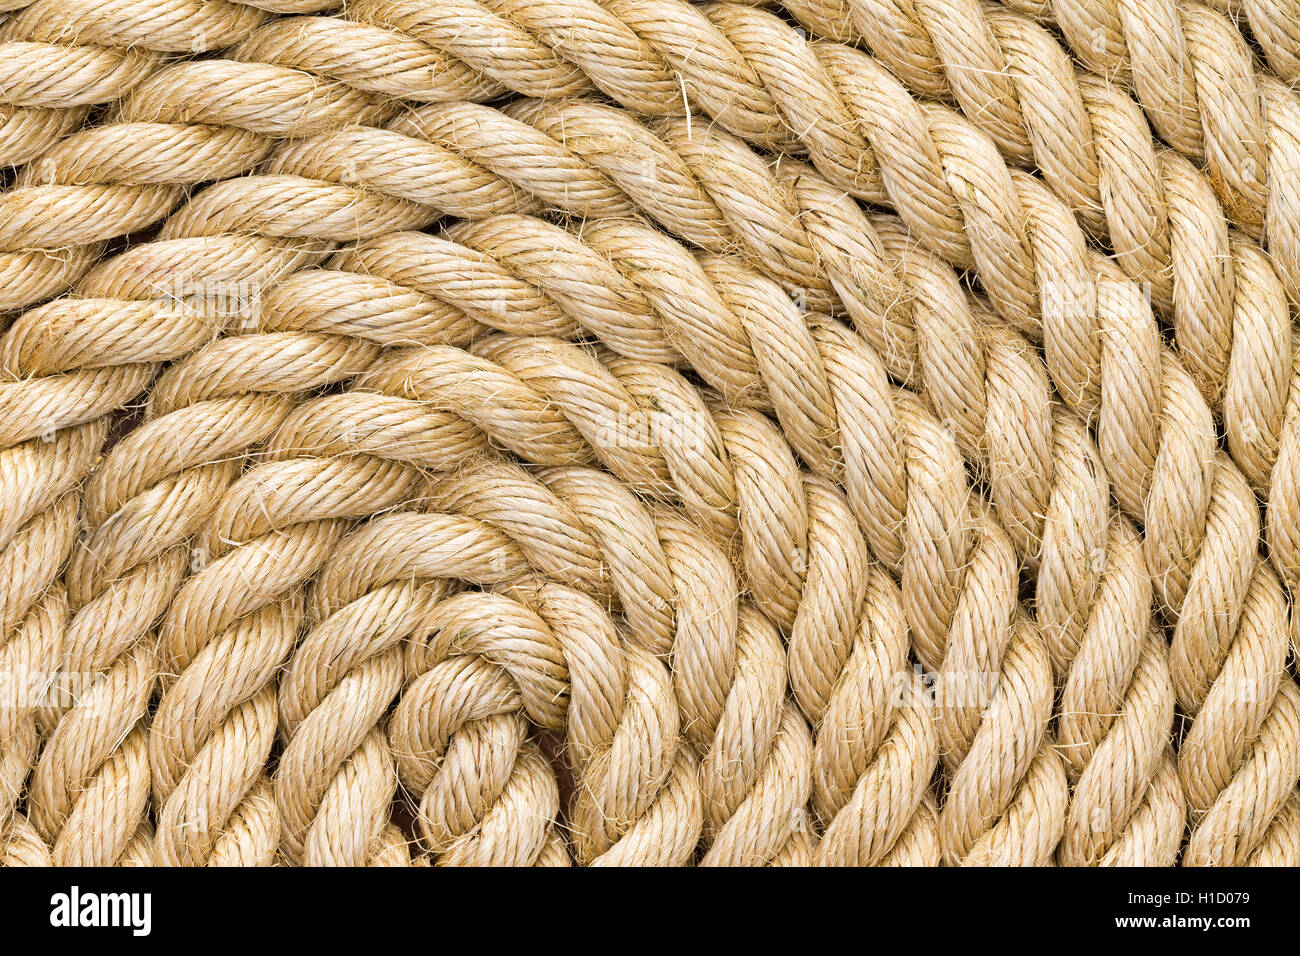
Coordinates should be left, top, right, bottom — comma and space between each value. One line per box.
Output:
383, 586, 574, 866
768, 0, 1300, 298
91, 0, 1298, 613
997, 0, 1300, 191
760, 0, 1299, 498
256, 98, 1192, 859
205, 166, 1289, 858
0, 0, 1296, 866
203, 453, 715, 865
2, 244, 370, 864
0, 104, 1190, 858
293, 0, 1299, 860
277, 316, 1067, 860
113, 189, 1074, 863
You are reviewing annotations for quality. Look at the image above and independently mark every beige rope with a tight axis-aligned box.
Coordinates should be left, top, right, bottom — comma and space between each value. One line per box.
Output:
373, 2, 1297, 859
760, 0, 1298, 492
0, 0, 297, 308
997, 0, 1300, 213
0, 812, 52, 867
0, 145, 499, 863
0, 0, 262, 171
248, 130, 1189, 856
384, 587, 572, 866
177, 1, 1299, 610
2, 273, 322, 863
276, 318, 1065, 859
0, 0, 1295, 865
174, 286, 774, 868
270, 463, 708, 865
0, 58, 393, 310
278, 114, 1190, 854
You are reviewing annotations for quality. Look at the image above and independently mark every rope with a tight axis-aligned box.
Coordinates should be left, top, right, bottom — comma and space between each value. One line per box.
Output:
0, 0, 1297, 866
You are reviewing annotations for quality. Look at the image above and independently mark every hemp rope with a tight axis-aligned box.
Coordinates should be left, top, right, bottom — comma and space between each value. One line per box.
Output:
759, 0, 1299, 497
263, 102, 1188, 857
275, 316, 1066, 860
264, 404, 810, 864
6, 0, 1298, 635
0, 0, 1294, 868
4, 264, 374, 864
386, 573, 697, 867
376, 586, 573, 866
997, 0, 1300, 183
202, 282, 1300, 861
231, 455, 714, 865
2, 93, 1190, 858
129, 210, 1055, 868
0, 234, 1274, 868
0, 41, 654, 860
96, 247, 827, 866
282, 0, 1300, 860
106, 0, 1299, 613
218, 184, 1284, 858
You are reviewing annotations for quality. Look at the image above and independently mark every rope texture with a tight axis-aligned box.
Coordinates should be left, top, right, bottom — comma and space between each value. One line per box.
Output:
0, 0, 1297, 866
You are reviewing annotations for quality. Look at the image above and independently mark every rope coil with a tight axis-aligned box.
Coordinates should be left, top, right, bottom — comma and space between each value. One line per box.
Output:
0, 0, 1297, 866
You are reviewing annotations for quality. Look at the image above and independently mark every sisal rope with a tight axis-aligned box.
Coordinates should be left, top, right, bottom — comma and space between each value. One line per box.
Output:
0, 0, 1297, 867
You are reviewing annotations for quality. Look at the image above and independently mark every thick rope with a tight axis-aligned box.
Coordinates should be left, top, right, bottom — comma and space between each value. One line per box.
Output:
148, 1, 1299, 610
384, 587, 573, 866
759, 0, 1297, 495
0, 0, 1293, 865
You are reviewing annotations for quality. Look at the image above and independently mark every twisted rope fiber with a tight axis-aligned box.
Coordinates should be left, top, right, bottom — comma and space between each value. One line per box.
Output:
0, 115, 832, 858
4, 295, 710, 863
708, 2, 1300, 858
0, 27, 716, 861
240, 0, 1300, 478
132, 307, 926, 863
263, 94, 1187, 862
224, 0, 1300, 862
746, 0, 1300, 516
996, 0, 1300, 173
301, 286, 1160, 862
0, 52, 1102, 863
5, 0, 1289, 546
276, 93, 1206, 858
222, 172, 1140, 863
106, 185, 938, 863
758, 0, 1300, 299
7, 183, 1066, 863
245, 336, 967, 862
218, 97, 1123, 858
0, 0, 310, 308
151, 390, 796, 864
0, 85, 1206, 863
148, 0, 1300, 620
0, 113, 525, 861
0, 0, 534, 312
128, 314, 495, 865
0, 0, 1289, 868
325, 502, 707, 866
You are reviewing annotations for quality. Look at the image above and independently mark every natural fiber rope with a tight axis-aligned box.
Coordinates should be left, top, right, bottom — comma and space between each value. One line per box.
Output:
260, 312, 1070, 861
39, 0, 1294, 613
383, 586, 574, 866
0, 115, 1227, 863
997, 0, 1300, 169
754, 0, 1299, 498
252, 0, 1299, 860
0, 0, 1297, 867
258, 97, 1190, 858
5, 202, 1068, 862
